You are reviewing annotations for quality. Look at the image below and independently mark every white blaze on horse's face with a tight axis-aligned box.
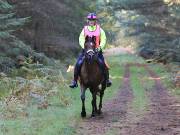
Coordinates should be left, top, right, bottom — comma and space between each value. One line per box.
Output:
90, 42, 93, 46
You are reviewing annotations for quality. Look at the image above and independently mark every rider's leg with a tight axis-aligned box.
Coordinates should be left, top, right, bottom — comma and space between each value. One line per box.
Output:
98, 51, 112, 87
69, 51, 84, 88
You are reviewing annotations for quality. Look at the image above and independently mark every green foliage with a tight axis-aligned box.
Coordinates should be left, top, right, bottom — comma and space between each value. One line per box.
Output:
130, 66, 149, 113
1, 53, 178, 135
95, 0, 180, 63
0, 17, 30, 30
0, 1, 29, 38
112, 0, 146, 7
0, 78, 16, 98
0, 1, 29, 73
0, 0, 12, 11
0, 54, 131, 135
0, 0, 57, 73
0, 31, 14, 38
0, 13, 14, 20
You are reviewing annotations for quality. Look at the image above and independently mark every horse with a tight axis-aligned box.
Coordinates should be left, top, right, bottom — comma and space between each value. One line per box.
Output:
79, 36, 107, 117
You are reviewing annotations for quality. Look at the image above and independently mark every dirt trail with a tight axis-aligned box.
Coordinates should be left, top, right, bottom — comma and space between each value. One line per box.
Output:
76, 65, 133, 135
76, 63, 180, 135
121, 64, 180, 135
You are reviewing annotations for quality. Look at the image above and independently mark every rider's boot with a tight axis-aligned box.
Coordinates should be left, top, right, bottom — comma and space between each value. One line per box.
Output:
69, 80, 78, 88
106, 69, 112, 87
98, 58, 112, 87
69, 65, 79, 88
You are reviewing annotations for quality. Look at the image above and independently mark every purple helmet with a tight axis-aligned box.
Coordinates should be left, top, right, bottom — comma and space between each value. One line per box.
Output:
87, 13, 97, 20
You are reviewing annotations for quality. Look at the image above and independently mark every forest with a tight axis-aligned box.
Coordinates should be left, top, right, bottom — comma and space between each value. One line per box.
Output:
0, 0, 179, 135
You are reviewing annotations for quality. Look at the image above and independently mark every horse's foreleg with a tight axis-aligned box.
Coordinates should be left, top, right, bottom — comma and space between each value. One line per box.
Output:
81, 86, 86, 117
91, 91, 97, 117
98, 90, 104, 115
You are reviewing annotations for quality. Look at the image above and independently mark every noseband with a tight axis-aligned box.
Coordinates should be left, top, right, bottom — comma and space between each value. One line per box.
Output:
86, 49, 95, 55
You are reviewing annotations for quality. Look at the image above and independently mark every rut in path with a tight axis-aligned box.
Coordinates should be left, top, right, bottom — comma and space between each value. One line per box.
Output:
121, 64, 180, 135
76, 63, 180, 135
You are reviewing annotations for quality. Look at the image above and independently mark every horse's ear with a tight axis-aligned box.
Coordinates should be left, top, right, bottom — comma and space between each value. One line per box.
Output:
92, 36, 96, 43
85, 36, 89, 42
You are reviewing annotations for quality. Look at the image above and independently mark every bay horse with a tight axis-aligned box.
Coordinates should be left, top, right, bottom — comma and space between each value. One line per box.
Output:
79, 36, 107, 117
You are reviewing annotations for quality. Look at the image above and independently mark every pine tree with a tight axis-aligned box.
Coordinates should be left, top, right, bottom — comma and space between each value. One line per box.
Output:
0, 0, 30, 72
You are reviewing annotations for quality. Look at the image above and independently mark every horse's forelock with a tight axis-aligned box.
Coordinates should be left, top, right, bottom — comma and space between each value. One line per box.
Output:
85, 36, 96, 45
85, 40, 95, 50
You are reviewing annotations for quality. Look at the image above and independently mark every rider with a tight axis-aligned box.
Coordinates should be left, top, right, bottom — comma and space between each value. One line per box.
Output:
69, 12, 112, 88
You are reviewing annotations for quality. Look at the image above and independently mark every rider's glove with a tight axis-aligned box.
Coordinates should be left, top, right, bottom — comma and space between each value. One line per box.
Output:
95, 47, 101, 52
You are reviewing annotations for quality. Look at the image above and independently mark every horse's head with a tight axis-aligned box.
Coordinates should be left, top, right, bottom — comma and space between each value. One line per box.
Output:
84, 36, 97, 63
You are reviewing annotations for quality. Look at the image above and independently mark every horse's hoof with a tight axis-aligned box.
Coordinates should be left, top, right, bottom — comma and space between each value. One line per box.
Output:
97, 110, 102, 115
81, 112, 86, 117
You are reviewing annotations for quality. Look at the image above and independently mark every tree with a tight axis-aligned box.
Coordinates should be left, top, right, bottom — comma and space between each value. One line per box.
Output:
0, 0, 30, 72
